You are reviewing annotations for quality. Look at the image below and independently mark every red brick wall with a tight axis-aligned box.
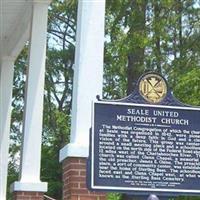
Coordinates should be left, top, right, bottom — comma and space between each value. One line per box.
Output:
62, 157, 106, 200
13, 191, 44, 200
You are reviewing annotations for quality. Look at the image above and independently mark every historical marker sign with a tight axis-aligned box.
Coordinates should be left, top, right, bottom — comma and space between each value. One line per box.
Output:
87, 73, 200, 195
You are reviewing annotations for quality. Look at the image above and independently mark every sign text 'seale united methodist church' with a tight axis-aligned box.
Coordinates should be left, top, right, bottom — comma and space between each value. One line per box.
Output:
87, 72, 200, 196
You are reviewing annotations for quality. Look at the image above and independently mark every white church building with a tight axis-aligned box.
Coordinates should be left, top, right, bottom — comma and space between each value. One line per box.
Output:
0, 0, 106, 199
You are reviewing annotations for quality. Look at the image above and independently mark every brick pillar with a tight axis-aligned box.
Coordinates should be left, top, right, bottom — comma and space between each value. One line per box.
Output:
62, 157, 106, 200
13, 191, 44, 200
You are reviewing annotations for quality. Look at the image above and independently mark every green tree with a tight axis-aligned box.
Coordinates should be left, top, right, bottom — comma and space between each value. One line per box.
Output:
41, 0, 77, 198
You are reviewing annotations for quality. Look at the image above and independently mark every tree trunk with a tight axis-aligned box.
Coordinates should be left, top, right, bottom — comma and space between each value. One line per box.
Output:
154, 1, 162, 73
127, 0, 147, 95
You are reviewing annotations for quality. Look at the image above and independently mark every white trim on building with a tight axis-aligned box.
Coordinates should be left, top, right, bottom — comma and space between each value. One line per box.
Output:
59, 0, 106, 162
0, 0, 50, 199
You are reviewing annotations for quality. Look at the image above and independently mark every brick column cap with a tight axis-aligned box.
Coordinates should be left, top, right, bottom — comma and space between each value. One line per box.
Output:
59, 143, 88, 162
11, 181, 47, 192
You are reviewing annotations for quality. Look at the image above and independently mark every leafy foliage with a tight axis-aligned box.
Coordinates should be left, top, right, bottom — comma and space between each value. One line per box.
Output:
107, 193, 122, 200
174, 67, 200, 106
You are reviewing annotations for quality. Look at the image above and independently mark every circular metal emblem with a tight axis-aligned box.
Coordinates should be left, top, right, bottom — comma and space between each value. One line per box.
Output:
139, 74, 167, 103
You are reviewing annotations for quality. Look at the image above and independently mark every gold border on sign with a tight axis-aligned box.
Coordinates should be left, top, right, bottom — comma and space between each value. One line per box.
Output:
139, 74, 167, 103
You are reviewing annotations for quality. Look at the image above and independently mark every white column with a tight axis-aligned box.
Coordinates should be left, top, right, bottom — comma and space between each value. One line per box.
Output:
12, 0, 50, 192
0, 57, 14, 200
59, 0, 106, 161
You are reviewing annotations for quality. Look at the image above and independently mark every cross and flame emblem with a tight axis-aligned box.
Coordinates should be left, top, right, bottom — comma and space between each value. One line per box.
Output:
139, 74, 167, 103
